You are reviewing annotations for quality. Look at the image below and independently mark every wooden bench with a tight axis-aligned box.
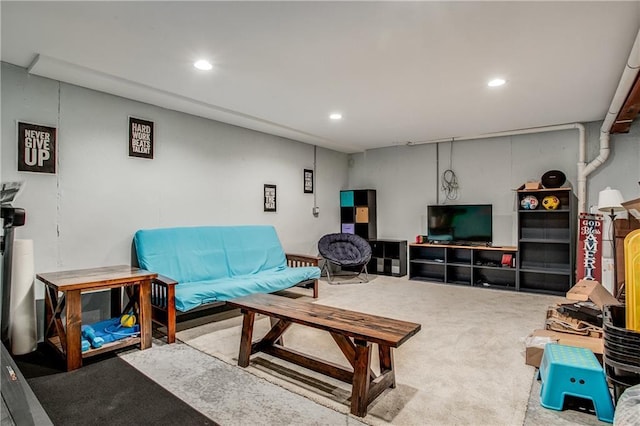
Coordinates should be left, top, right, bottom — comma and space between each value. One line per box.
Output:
227, 293, 421, 417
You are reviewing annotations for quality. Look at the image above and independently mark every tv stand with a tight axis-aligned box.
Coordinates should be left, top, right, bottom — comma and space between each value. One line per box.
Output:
409, 243, 518, 290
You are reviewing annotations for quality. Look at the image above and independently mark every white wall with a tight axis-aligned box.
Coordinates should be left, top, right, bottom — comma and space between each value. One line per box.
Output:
3, 60, 639, 299
348, 121, 640, 247
1, 63, 349, 299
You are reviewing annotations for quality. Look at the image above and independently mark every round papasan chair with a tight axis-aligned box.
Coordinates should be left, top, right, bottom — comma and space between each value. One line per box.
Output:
317, 233, 372, 283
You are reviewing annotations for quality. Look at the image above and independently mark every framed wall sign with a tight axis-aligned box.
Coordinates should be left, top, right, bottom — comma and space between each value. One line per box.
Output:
17, 121, 56, 174
304, 169, 314, 193
577, 213, 603, 282
129, 116, 154, 159
264, 184, 277, 212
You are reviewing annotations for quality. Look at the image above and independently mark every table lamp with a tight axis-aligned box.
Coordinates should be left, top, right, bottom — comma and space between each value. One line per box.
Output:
598, 187, 625, 296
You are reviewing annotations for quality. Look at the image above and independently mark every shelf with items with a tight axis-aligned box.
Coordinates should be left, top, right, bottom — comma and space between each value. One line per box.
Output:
447, 263, 472, 285
369, 239, 407, 277
473, 267, 519, 291
409, 243, 518, 289
409, 245, 445, 281
340, 189, 377, 240
517, 187, 577, 295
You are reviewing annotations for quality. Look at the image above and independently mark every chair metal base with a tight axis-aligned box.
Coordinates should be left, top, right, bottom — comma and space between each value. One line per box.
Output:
322, 262, 369, 284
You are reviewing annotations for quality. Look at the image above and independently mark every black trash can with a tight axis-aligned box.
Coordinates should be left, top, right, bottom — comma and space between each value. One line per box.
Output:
603, 304, 640, 402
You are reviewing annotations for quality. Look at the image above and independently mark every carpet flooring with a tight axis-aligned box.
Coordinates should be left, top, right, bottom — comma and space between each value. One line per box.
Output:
13, 344, 217, 426
176, 276, 562, 425
12, 276, 613, 425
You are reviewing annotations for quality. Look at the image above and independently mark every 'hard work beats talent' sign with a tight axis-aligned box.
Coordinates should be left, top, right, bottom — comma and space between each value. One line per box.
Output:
18, 122, 56, 174
129, 117, 154, 159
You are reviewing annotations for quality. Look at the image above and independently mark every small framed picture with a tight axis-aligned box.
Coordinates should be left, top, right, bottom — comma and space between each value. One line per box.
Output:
264, 184, 277, 212
128, 116, 154, 159
17, 121, 57, 174
304, 169, 314, 194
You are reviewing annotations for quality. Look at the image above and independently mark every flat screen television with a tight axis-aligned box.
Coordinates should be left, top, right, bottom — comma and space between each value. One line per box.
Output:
427, 204, 493, 245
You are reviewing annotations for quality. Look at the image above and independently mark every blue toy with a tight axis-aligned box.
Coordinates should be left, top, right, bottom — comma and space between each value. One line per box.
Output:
81, 339, 91, 352
81, 324, 104, 349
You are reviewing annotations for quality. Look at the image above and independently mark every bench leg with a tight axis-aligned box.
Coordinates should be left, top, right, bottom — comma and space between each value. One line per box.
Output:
269, 316, 284, 346
379, 345, 396, 388
238, 310, 256, 368
351, 339, 372, 417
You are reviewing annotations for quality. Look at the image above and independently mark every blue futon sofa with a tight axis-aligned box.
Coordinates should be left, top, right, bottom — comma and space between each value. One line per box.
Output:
134, 225, 321, 343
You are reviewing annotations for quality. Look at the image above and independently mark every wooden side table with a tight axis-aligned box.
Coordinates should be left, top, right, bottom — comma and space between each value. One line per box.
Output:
36, 265, 156, 371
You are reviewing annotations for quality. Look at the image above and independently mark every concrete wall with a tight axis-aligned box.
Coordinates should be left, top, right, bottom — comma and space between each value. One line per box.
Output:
348, 122, 640, 247
1, 63, 349, 300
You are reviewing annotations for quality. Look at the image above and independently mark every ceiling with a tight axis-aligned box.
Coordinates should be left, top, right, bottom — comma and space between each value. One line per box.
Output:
2, 1, 640, 153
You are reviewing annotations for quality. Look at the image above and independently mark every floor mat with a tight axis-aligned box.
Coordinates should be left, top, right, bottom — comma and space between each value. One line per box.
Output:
13, 344, 217, 426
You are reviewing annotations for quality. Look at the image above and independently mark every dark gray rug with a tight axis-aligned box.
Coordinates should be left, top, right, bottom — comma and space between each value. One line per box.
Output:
14, 344, 217, 426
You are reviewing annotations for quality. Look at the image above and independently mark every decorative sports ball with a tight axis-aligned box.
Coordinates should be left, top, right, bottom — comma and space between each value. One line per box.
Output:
120, 313, 136, 328
541, 170, 566, 188
542, 195, 560, 210
520, 195, 539, 210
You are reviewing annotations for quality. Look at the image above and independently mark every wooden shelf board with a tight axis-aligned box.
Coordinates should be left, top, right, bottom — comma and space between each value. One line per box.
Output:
516, 187, 572, 193
474, 265, 517, 272
46, 335, 141, 359
519, 267, 571, 275
447, 262, 471, 267
408, 276, 444, 283
410, 243, 517, 251
409, 259, 444, 265
519, 238, 570, 244
518, 209, 571, 213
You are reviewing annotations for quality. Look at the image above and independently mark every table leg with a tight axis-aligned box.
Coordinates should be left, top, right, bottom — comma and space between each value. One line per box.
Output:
65, 290, 82, 371
44, 286, 66, 347
238, 310, 256, 368
138, 279, 152, 349
110, 287, 122, 318
379, 345, 396, 388
351, 339, 372, 417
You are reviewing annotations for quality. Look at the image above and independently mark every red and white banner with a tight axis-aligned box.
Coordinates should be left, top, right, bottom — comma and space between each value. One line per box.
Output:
577, 213, 603, 282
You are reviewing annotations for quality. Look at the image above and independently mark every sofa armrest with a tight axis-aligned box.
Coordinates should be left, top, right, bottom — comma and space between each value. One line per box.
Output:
286, 253, 320, 267
150, 274, 178, 343
153, 274, 178, 287
286, 253, 320, 299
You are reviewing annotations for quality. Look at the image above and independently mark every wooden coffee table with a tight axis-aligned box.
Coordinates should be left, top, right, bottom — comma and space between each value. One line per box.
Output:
227, 293, 421, 417
36, 265, 156, 371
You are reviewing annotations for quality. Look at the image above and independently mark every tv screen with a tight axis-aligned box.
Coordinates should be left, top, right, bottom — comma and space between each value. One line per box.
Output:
427, 204, 493, 244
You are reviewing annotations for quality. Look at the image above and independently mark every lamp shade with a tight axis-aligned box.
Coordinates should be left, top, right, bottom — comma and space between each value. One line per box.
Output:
597, 187, 625, 213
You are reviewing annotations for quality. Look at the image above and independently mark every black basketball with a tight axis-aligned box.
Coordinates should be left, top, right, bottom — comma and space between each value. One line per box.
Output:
541, 170, 566, 188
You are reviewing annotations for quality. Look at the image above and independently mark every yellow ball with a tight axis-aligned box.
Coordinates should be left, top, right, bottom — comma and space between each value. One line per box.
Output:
120, 313, 136, 328
542, 195, 560, 210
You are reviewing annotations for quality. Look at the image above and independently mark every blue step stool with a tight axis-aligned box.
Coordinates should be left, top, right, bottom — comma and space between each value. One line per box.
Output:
539, 343, 615, 423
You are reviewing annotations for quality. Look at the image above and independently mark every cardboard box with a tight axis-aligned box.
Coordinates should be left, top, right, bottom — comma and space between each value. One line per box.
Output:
545, 305, 603, 338
566, 279, 621, 310
622, 197, 640, 219
355, 207, 369, 223
525, 329, 603, 368
516, 181, 543, 190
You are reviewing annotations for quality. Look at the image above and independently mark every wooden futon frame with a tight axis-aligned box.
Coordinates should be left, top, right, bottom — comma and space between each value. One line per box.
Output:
149, 254, 319, 343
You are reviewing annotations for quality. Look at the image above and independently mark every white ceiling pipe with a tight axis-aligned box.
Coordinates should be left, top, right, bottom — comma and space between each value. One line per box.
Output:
601, 31, 640, 133
578, 132, 609, 213
410, 123, 583, 145
578, 28, 640, 212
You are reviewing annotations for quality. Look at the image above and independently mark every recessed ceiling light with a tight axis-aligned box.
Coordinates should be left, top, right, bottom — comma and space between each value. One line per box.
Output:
488, 78, 506, 87
194, 60, 213, 71
329, 113, 342, 120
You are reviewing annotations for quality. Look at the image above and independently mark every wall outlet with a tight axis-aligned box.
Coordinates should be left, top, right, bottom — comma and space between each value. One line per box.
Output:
312, 206, 320, 216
